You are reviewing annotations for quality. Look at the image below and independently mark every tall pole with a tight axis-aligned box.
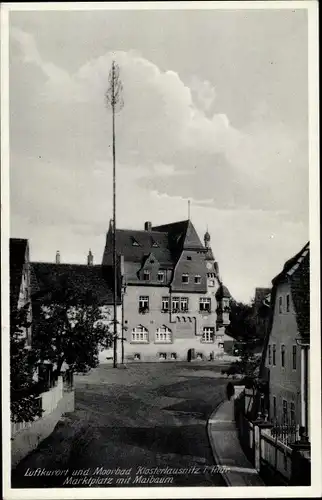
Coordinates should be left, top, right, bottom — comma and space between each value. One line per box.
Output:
112, 63, 117, 368
121, 284, 125, 364
106, 61, 123, 369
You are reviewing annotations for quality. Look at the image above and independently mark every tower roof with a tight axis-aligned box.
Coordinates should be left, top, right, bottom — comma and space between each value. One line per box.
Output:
215, 284, 231, 299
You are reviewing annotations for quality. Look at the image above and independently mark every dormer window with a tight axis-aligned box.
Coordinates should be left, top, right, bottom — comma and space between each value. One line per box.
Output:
132, 238, 140, 246
158, 271, 165, 283
182, 273, 189, 284
143, 270, 150, 281
194, 275, 201, 284
152, 240, 159, 248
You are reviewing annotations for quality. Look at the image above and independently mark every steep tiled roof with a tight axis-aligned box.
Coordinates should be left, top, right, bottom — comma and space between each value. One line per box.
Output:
10, 238, 28, 308
102, 219, 205, 267
31, 263, 120, 305
153, 220, 204, 254
102, 228, 173, 266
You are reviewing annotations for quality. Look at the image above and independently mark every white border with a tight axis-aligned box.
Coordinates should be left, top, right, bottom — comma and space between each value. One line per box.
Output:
1, 1, 320, 499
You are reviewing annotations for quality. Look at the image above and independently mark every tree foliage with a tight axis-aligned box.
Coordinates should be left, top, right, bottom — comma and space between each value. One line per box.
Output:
10, 305, 43, 423
32, 285, 113, 376
226, 300, 257, 341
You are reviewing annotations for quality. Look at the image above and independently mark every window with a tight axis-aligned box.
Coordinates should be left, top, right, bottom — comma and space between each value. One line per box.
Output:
281, 344, 285, 368
143, 270, 150, 281
180, 297, 189, 312
161, 296, 169, 312
158, 271, 165, 283
199, 297, 211, 312
171, 352, 177, 360
172, 297, 180, 312
182, 273, 189, 284
273, 396, 277, 419
292, 345, 297, 370
139, 296, 149, 313
159, 352, 167, 360
152, 241, 159, 248
202, 327, 215, 343
132, 238, 139, 246
134, 353, 141, 361
208, 279, 215, 287
187, 256, 192, 260
131, 326, 149, 343
290, 402, 295, 426
268, 345, 272, 365
282, 400, 288, 425
155, 326, 172, 343
194, 275, 201, 284
273, 344, 276, 366
286, 294, 290, 312
279, 296, 283, 313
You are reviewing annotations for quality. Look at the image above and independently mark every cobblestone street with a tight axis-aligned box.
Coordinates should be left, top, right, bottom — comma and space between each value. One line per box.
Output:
12, 362, 230, 488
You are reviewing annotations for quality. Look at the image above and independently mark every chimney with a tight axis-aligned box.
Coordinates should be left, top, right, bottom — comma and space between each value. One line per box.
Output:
87, 249, 93, 266
144, 221, 152, 231
55, 250, 61, 264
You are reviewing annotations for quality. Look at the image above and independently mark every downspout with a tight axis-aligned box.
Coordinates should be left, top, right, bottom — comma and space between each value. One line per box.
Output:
297, 339, 310, 439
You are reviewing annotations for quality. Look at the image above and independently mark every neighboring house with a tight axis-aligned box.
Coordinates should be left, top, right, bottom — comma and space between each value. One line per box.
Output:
259, 242, 310, 439
10, 238, 32, 346
31, 252, 122, 365
102, 219, 231, 362
9, 240, 75, 467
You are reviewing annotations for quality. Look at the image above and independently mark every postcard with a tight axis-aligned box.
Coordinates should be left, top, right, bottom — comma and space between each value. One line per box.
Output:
1, 1, 320, 498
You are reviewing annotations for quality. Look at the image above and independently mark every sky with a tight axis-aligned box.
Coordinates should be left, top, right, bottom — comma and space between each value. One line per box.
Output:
9, 6, 309, 302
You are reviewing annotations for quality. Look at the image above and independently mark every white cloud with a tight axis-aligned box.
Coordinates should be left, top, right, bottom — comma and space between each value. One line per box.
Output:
9, 25, 308, 301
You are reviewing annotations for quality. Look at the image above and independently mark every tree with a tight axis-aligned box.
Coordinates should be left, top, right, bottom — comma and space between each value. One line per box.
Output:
226, 300, 257, 342
10, 305, 43, 423
32, 285, 113, 377
105, 61, 124, 368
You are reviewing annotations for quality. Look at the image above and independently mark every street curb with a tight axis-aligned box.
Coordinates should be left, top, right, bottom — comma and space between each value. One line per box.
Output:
207, 399, 232, 486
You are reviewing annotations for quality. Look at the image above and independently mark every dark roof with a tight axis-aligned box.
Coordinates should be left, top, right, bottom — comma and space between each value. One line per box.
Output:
272, 242, 309, 284
31, 263, 120, 305
102, 228, 172, 266
153, 219, 204, 254
215, 284, 231, 299
254, 287, 271, 307
102, 219, 205, 267
10, 238, 28, 308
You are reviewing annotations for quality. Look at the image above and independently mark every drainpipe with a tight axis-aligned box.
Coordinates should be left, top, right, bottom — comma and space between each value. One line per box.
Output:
297, 339, 310, 440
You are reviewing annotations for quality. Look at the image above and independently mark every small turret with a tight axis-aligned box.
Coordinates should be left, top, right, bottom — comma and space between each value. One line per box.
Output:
204, 230, 211, 248
55, 250, 61, 264
87, 249, 93, 266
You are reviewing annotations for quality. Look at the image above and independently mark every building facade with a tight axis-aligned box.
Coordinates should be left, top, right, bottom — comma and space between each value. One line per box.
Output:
262, 242, 310, 437
102, 219, 231, 362
10, 238, 32, 346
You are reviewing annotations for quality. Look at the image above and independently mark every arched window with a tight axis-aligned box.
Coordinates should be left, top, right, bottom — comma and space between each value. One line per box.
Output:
155, 325, 172, 343
131, 325, 149, 343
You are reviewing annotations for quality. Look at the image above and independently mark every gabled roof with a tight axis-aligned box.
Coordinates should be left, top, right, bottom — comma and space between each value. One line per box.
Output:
102, 220, 205, 267
153, 220, 204, 254
102, 228, 172, 266
272, 242, 309, 285
10, 238, 28, 308
31, 263, 120, 305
